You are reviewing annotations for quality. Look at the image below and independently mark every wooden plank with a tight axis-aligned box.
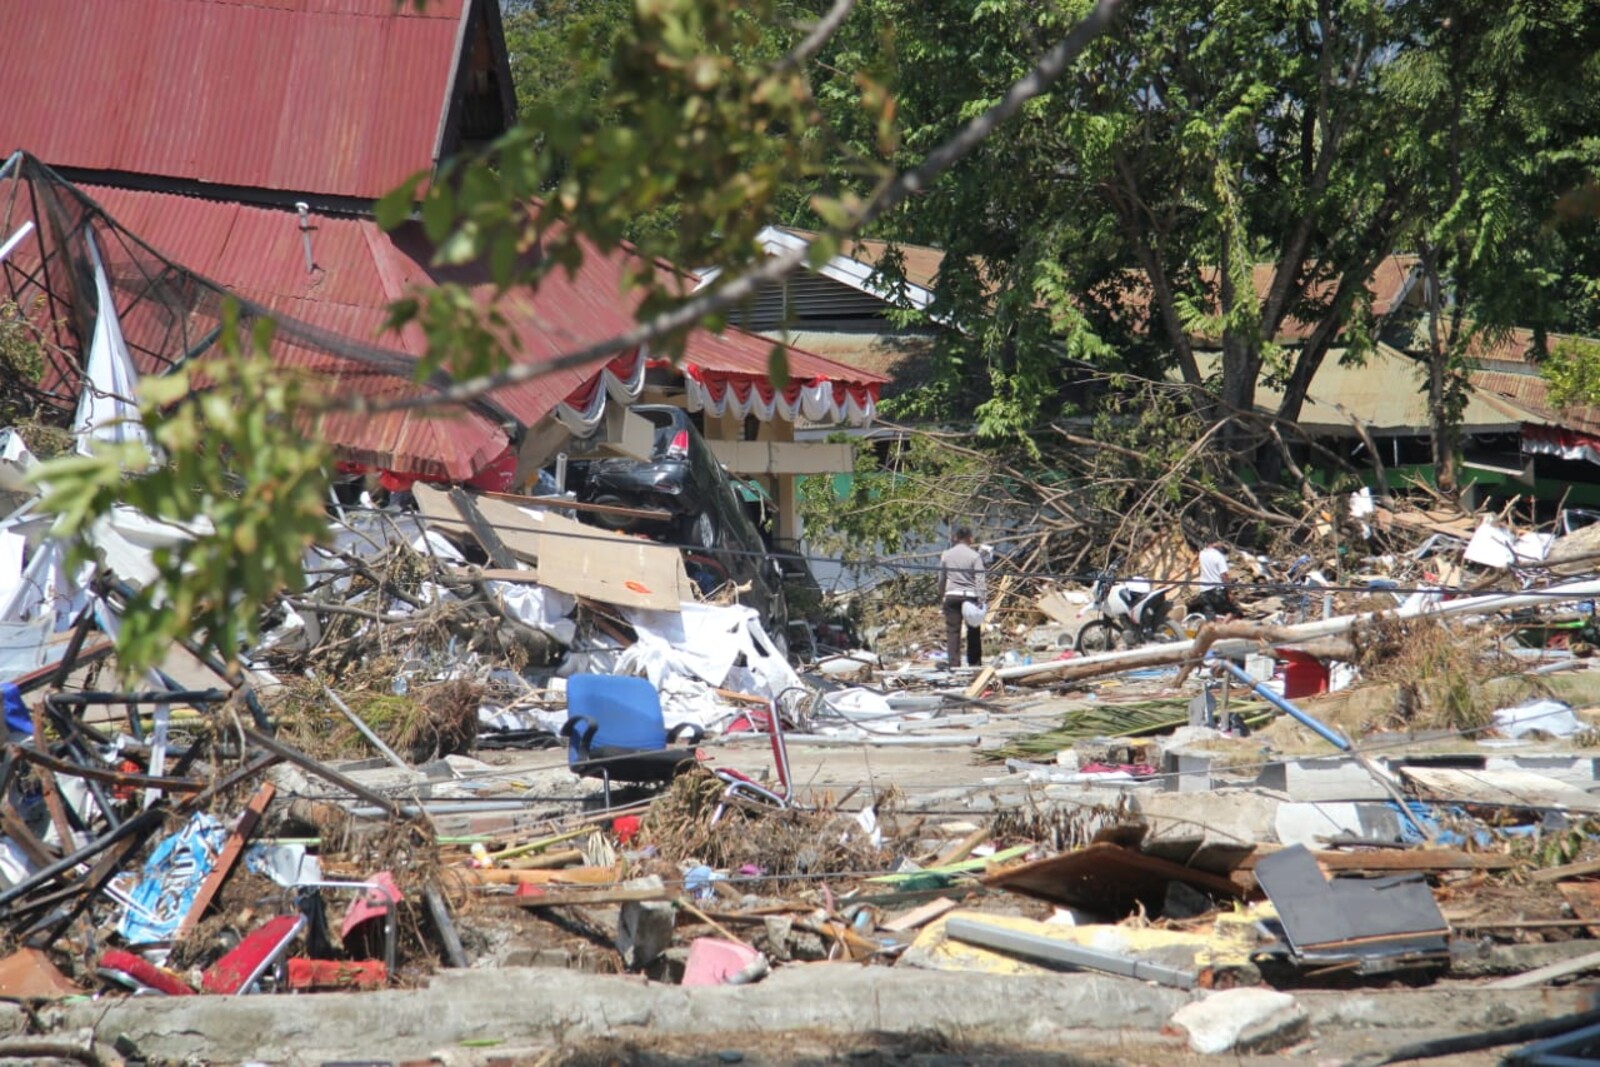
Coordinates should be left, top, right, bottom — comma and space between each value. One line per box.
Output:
882, 897, 960, 933
1530, 857, 1600, 883
19, 746, 203, 795
439, 491, 692, 610
1556, 882, 1600, 938
1239, 846, 1515, 872
964, 666, 999, 700
175, 783, 275, 939
0, 806, 55, 870
505, 885, 673, 909
480, 490, 670, 522
1488, 947, 1600, 989
411, 482, 472, 537
451, 487, 518, 569
1035, 588, 1084, 627
449, 864, 621, 887
1400, 766, 1600, 813
983, 842, 1243, 916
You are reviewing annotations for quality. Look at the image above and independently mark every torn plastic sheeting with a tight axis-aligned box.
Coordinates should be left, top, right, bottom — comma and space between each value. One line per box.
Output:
115, 812, 227, 945
0, 528, 23, 616
0, 618, 50, 681
1494, 699, 1581, 740
620, 601, 801, 699
0, 539, 92, 630
75, 232, 151, 458
245, 843, 322, 888
488, 580, 577, 646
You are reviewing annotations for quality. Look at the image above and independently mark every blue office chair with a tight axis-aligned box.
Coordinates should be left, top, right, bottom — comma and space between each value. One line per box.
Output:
560, 674, 704, 806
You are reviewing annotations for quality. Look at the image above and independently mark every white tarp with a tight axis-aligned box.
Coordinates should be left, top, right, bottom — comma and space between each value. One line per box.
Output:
74, 232, 149, 457
0, 528, 24, 618
488, 581, 577, 646
0, 539, 91, 629
0, 617, 50, 681
1463, 517, 1517, 569
1492, 698, 1582, 740
619, 600, 802, 702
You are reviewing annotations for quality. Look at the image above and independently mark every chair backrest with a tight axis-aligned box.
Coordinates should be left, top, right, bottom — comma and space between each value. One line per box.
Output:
566, 674, 666, 759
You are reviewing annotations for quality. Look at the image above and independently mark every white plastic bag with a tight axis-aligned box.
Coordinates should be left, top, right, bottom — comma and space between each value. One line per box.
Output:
961, 600, 987, 627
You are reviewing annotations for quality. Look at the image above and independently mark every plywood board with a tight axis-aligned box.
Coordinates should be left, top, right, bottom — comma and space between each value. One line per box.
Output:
412, 482, 471, 537
983, 842, 1242, 918
706, 439, 855, 475
416, 487, 692, 609
1556, 881, 1600, 938
535, 515, 692, 610
1400, 766, 1600, 813
1254, 844, 1448, 958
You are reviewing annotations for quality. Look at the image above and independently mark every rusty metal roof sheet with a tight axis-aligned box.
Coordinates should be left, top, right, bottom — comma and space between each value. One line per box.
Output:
66, 183, 880, 475
0, 0, 466, 199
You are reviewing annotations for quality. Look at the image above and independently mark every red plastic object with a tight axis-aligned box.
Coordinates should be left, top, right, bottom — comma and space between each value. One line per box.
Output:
612, 815, 641, 844
682, 938, 763, 987
97, 949, 194, 996
201, 914, 302, 994
340, 871, 402, 941
514, 883, 545, 898
285, 958, 386, 991
1278, 649, 1330, 699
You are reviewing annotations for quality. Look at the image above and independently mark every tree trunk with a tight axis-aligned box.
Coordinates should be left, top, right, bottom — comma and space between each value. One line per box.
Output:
1419, 245, 1459, 497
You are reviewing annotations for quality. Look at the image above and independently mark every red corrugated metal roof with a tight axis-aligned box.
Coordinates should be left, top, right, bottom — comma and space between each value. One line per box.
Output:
0, 0, 465, 199
68, 183, 881, 476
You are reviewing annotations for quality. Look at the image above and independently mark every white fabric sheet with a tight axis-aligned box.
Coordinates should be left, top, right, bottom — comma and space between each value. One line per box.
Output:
75, 232, 150, 457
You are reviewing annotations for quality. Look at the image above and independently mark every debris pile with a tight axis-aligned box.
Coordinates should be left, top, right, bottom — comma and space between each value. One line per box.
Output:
13, 414, 1600, 1065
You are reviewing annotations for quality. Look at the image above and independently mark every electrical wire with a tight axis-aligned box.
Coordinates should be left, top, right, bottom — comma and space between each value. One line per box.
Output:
329, 503, 1600, 600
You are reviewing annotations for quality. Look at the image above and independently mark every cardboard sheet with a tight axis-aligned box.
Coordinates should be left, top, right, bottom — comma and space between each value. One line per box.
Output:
415, 485, 691, 610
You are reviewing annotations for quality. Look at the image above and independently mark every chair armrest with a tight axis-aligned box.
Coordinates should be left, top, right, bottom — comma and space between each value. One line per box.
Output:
666, 722, 704, 745
560, 716, 599, 758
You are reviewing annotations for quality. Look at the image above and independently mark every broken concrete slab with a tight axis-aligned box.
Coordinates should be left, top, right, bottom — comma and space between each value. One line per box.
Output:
39, 965, 1193, 1065
1134, 790, 1280, 871
1255, 756, 1392, 802
1400, 766, 1600, 813
616, 878, 675, 970
1274, 801, 1404, 849
1167, 987, 1307, 1054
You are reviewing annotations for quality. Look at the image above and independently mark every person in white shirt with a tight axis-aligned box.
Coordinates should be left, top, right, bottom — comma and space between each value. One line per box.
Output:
1190, 540, 1240, 619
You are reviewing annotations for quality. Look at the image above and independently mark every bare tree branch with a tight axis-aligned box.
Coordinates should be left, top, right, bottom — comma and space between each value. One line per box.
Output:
775, 0, 859, 75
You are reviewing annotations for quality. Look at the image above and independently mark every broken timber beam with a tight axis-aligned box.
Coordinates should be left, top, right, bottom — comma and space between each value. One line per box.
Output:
1529, 857, 1600, 883
176, 783, 275, 938
995, 577, 1600, 686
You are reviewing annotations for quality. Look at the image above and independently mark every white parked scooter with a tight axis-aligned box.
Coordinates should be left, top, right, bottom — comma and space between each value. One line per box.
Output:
1075, 561, 1184, 653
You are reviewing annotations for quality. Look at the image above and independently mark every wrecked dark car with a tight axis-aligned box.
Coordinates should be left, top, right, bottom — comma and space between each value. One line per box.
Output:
564, 406, 789, 651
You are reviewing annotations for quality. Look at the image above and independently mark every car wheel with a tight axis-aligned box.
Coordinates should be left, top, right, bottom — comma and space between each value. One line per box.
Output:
588, 494, 641, 532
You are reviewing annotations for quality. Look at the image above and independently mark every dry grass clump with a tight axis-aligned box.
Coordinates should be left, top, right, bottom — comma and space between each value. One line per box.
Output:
638, 768, 894, 884
271, 672, 481, 763
1359, 615, 1528, 733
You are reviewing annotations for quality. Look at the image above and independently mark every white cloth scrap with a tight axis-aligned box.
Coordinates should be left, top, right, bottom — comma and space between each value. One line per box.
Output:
489, 581, 577, 646
620, 601, 801, 700
1493, 698, 1581, 740
75, 232, 151, 457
